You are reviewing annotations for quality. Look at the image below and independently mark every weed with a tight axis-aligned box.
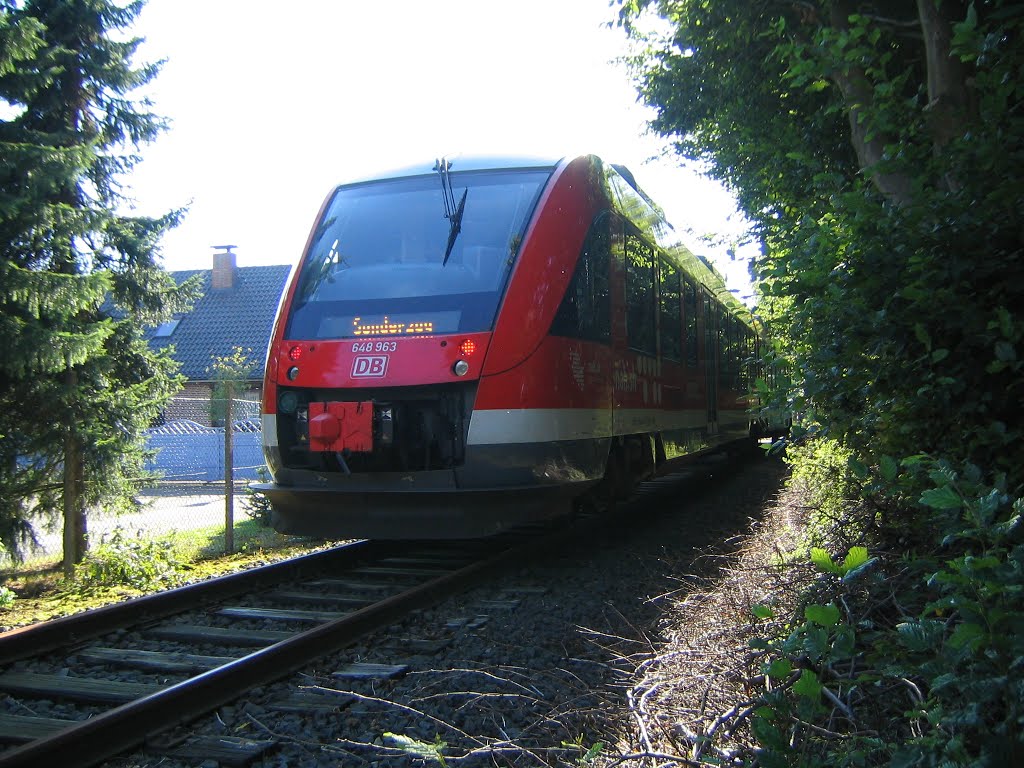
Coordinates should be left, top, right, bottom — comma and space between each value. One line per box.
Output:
561, 735, 604, 765
73, 527, 185, 591
242, 467, 274, 526
383, 733, 448, 767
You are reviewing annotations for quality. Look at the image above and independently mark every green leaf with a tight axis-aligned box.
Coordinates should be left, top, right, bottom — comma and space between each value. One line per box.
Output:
810, 547, 840, 574
751, 604, 774, 619
384, 733, 447, 766
831, 624, 856, 657
766, 658, 793, 679
803, 626, 830, 661
843, 557, 877, 583
879, 455, 898, 482
994, 306, 1014, 338
914, 322, 932, 350
841, 546, 869, 573
970, 489, 1003, 526
920, 486, 963, 510
896, 619, 945, 652
848, 458, 869, 479
792, 669, 822, 700
751, 715, 787, 752
949, 621, 986, 651
805, 604, 841, 627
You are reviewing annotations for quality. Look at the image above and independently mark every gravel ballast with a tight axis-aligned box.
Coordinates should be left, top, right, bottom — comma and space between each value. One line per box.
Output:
104, 453, 788, 767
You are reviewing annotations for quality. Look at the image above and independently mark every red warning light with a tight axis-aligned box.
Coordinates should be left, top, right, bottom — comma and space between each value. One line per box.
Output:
458, 339, 476, 357
288, 345, 303, 361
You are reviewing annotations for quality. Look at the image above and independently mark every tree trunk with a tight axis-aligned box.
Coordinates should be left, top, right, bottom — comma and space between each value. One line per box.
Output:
829, 0, 915, 206
62, 363, 83, 576
917, 0, 974, 189
74, 440, 86, 559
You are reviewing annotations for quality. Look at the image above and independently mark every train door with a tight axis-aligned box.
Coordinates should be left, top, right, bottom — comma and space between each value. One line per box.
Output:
703, 290, 718, 432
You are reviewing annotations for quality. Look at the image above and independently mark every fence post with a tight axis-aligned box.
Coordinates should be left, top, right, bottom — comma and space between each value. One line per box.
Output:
224, 383, 234, 554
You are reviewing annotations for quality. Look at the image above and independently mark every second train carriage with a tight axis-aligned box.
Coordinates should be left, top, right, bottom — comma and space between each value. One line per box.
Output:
256, 154, 764, 538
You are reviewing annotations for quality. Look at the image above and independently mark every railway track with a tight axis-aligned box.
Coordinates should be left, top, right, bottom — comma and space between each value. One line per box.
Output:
0, 528, 567, 768
0, 450, 750, 767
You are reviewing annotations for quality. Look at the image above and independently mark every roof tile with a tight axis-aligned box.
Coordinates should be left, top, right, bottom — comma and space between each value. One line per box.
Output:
147, 265, 291, 381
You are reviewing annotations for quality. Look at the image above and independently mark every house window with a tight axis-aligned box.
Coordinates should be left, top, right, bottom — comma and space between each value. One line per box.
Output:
153, 319, 180, 337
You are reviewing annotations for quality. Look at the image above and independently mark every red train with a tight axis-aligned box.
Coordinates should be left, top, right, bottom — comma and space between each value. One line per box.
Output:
257, 154, 769, 538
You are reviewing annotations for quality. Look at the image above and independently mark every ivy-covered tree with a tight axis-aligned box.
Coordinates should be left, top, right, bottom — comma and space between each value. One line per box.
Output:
620, 0, 1024, 482
620, 3, 1024, 763
0, 0, 189, 572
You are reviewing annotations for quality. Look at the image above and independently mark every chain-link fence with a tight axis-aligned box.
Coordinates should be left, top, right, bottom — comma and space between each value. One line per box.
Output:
2, 395, 283, 571
133, 395, 272, 556
143, 396, 264, 482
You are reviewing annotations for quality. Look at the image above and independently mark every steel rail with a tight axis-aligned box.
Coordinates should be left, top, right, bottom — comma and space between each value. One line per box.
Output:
0, 535, 539, 768
0, 459, 738, 767
0, 540, 390, 666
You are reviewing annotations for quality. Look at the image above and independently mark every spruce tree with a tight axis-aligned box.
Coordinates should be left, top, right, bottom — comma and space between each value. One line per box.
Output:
0, 0, 189, 571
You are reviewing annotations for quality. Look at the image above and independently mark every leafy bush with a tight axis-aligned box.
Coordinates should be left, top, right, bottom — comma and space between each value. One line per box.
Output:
744, 458, 1024, 767
73, 527, 185, 591
242, 467, 274, 527
617, 3, 1024, 765
783, 437, 866, 548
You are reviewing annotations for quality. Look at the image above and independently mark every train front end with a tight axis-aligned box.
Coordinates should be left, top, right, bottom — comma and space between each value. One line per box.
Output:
257, 157, 592, 539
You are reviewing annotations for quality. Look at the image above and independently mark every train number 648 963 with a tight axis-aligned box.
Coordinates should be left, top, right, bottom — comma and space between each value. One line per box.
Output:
351, 341, 398, 353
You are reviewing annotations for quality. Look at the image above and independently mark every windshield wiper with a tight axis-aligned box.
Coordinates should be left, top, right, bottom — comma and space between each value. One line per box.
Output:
443, 188, 467, 266
434, 157, 468, 266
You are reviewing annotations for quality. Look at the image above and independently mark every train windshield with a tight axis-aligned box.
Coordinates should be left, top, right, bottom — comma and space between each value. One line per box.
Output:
286, 169, 550, 340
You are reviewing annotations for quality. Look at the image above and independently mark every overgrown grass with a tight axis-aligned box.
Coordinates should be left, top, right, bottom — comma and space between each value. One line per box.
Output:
783, 437, 868, 554
0, 519, 326, 631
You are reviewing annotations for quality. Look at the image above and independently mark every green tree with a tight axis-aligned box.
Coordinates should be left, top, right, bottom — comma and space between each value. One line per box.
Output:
619, 0, 1024, 483
209, 346, 257, 428
619, 3, 1024, 764
0, 0, 189, 572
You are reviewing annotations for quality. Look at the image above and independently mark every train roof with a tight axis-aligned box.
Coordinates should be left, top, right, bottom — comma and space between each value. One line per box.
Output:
339, 155, 564, 186
331, 154, 755, 326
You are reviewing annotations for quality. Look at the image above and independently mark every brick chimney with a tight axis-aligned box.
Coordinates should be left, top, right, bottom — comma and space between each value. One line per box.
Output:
211, 245, 237, 290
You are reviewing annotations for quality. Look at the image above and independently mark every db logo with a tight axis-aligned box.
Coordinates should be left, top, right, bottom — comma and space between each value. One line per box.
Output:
351, 355, 388, 378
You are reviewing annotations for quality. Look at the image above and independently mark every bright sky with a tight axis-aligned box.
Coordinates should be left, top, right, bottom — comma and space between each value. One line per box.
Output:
127, 0, 754, 300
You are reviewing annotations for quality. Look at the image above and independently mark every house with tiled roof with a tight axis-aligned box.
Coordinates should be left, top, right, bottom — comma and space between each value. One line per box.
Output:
147, 247, 291, 425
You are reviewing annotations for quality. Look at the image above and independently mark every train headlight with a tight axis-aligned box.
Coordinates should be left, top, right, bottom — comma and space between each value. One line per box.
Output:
453, 360, 470, 376
279, 390, 299, 414
287, 366, 300, 381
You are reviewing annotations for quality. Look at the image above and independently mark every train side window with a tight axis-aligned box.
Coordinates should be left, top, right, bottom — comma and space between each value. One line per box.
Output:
659, 258, 681, 361
723, 314, 734, 385
740, 326, 753, 389
724, 309, 736, 387
729, 317, 741, 389
703, 290, 717, 364
550, 213, 611, 343
625, 229, 657, 356
683, 278, 698, 366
